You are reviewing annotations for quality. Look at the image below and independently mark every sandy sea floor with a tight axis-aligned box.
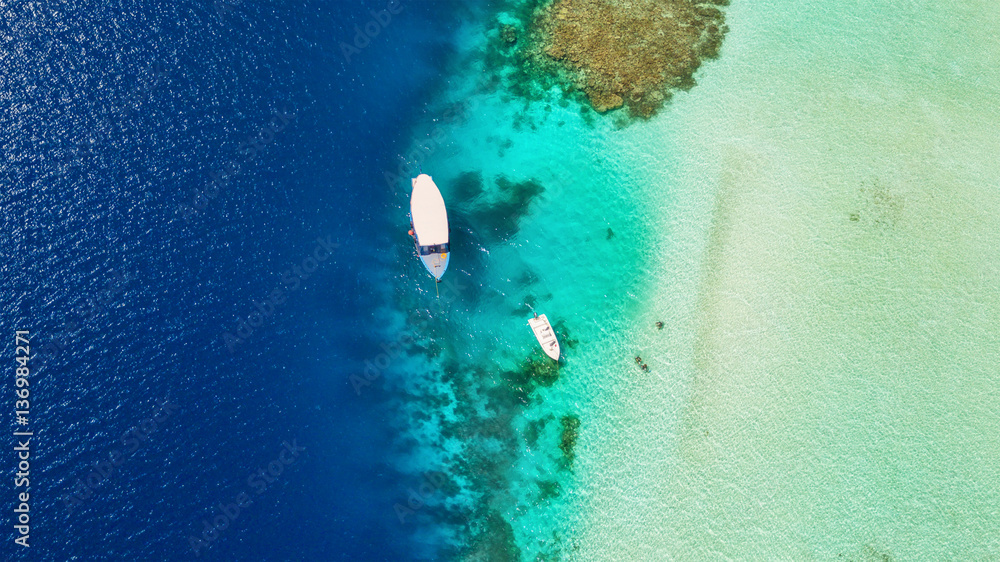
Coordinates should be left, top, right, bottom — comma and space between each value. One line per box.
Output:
573, 0, 1000, 559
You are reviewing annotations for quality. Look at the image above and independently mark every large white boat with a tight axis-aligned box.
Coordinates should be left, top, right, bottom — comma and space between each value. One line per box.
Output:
528, 313, 560, 361
409, 173, 450, 281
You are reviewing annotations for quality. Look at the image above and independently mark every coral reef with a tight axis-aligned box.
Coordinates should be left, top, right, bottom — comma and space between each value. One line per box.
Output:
537, 0, 729, 117
558, 414, 581, 464
451, 172, 545, 242
452, 170, 485, 202
537, 479, 562, 501
524, 415, 552, 447
500, 24, 519, 45
483, 0, 729, 120
461, 510, 521, 561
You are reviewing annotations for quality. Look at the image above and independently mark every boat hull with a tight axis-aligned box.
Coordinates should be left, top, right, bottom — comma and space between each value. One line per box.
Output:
410, 174, 450, 281
528, 314, 560, 360
419, 251, 450, 281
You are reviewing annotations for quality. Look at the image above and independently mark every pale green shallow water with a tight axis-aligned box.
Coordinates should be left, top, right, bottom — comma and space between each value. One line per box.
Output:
572, 0, 1000, 559
387, 0, 1000, 559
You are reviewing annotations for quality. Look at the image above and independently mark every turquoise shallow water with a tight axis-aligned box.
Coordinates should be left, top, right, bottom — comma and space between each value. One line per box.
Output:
380, 0, 1000, 559
375, 7, 680, 553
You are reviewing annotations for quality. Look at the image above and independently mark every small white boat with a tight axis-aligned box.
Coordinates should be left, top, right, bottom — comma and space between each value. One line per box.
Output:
528, 313, 560, 360
409, 173, 450, 281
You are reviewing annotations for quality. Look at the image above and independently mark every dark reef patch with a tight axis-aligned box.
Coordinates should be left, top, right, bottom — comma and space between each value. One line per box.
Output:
461, 510, 521, 561
512, 293, 538, 316
850, 177, 904, 230
385, 319, 578, 559
501, 24, 520, 45
524, 414, 553, 447
451, 170, 485, 203
524, 355, 561, 387
501, 354, 561, 405
558, 414, 581, 466
551, 318, 579, 349
537, 479, 562, 501
519, 270, 540, 286
460, 174, 545, 242
481, 0, 728, 121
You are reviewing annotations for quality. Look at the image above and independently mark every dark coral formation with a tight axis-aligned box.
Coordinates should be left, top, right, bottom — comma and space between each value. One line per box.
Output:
452, 170, 486, 202
558, 414, 581, 464
537, 479, 562, 501
502, 355, 561, 405
450, 171, 545, 242
537, 0, 729, 117
470, 176, 542, 241
462, 510, 521, 561
483, 0, 729, 120
524, 415, 552, 447
550, 318, 578, 349
500, 24, 520, 45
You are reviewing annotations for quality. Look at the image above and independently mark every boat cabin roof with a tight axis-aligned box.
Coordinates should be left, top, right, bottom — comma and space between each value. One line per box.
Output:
410, 174, 449, 246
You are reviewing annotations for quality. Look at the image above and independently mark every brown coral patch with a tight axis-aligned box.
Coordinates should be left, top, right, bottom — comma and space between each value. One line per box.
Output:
536, 0, 728, 118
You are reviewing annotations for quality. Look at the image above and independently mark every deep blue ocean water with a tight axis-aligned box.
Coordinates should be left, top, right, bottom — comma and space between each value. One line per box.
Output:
1, 1, 479, 559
